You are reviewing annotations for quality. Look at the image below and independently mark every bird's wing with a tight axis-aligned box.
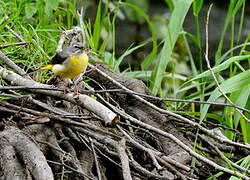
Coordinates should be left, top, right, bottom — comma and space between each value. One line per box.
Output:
50, 51, 69, 65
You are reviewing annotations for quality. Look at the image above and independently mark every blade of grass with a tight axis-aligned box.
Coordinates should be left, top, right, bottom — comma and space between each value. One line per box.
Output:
164, 0, 174, 12
188, 55, 250, 82
215, 0, 244, 61
119, 2, 157, 70
200, 70, 250, 121
113, 42, 146, 73
93, 0, 102, 50
237, 0, 245, 44
150, 0, 193, 95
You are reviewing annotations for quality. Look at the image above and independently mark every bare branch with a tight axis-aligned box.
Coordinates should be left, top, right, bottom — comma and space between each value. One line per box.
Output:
116, 138, 133, 180
117, 125, 162, 170
0, 66, 118, 125
0, 51, 31, 79
32, 39, 52, 61
0, 42, 26, 49
77, 7, 86, 46
89, 64, 250, 150
204, 4, 249, 123
89, 137, 102, 180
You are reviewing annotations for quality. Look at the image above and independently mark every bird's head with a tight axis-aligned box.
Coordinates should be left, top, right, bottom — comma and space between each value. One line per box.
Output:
65, 42, 84, 55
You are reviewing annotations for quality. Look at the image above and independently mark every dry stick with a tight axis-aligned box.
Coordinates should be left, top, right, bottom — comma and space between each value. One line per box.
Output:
117, 125, 162, 170
76, 132, 92, 151
4, 15, 25, 43
2, 17, 31, 80
0, 100, 120, 140
60, 161, 65, 180
204, 4, 249, 123
35, 139, 74, 160
0, 105, 32, 116
160, 155, 191, 172
56, 27, 83, 52
7, 92, 76, 117
116, 109, 249, 179
85, 68, 249, 179
184, 114, 241, 135
26, 96, 76, 117
83, 88, 187, 178
0, 42, 26, 49
89, 64, 250, 151
91, 139, 121, 166
126, 150, 169, 180
115, 90, 250, 114
47, 160, 94, 180
0, 93, 28, 99
75, 127, 133, 180
56, 31, 66, 52
2, 88, 86, 118
199, 135, 250, 175
0, 85, 64, 92
5, 24, 25, 42
0, 51, 30, 78
116, 138, 133, 180
0, 66, 118, 125
82, 81, 249, 179
32, 39, 52, 61
1, 85, 249, 114
77, 7, 86, 46
89, 137, 102, 180
154, 156, 188, 180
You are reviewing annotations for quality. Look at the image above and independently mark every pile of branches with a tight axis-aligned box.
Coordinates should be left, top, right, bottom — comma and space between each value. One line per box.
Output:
0, 14, 250, 180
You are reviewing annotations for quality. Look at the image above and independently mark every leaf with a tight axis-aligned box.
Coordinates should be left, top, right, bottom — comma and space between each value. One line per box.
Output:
25, 3, 37, 18
120, 2, 157, 70
124, 0, 149, 22
150, 0, 193, 95
188, 55, 250, 82
114, 42, 146, 73
215, 0, 244, 61
231, 85, 250, 128
193, 0, 203, 16
93, 0, 102, 50
122, 71, 152, 81
164, 0, 175, 12
45, 0, 62, 17
200, 70, 250, 121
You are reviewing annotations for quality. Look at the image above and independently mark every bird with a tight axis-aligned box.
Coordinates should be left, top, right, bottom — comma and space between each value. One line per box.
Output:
41, 43, 89, 93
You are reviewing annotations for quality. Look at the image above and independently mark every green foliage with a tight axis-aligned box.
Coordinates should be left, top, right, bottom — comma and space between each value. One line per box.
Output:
113, 42, 146, 73
1, 0, 250, 178
215, 0, 245, 61
149, 0, 193, 95
200, 70, 250, 121
120, 2, 157, 70
164, 0, 174, 12
123, 0, 149, 22
193, 0, 203, 16
92, 0, 102, 51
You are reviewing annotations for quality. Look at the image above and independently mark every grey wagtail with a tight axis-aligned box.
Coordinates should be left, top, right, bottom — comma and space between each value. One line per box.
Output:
42, 43, 88, 79
41, 43, 88, 93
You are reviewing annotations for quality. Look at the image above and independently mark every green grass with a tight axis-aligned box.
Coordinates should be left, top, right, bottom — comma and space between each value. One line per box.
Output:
0, 0, 249, 179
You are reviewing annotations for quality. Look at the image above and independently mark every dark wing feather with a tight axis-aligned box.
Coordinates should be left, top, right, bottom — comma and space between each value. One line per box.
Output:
50, 51, 68, 65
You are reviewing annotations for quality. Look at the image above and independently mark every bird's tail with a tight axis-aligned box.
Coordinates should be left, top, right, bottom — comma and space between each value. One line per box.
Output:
23, 64, 53, 76
41, 64, 53, 70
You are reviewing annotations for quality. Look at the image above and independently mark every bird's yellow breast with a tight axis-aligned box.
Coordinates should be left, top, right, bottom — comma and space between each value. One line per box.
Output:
52, 53, 88, 79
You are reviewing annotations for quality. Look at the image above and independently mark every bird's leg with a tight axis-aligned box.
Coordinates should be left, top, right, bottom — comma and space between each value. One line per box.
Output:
58, 78, 71, 94
73, 80, 80, 95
